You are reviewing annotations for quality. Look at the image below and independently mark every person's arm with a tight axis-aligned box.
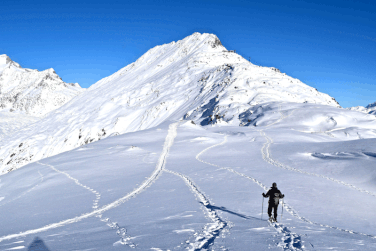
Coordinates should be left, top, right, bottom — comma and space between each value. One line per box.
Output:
262, 190, 271, 197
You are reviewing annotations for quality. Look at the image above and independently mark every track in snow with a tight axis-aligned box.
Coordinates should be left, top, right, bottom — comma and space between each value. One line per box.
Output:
259, 105, 376, 198
37, 162, 135, 247
259, 131, 376, 198
196, 135, 304, 250
37, 161, 101, 210
0, 122, 179, 243
165, 169, 228, 251
0, 169, 44, 208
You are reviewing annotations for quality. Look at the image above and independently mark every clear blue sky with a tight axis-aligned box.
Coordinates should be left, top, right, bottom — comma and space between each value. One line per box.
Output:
1, 0, 375, 108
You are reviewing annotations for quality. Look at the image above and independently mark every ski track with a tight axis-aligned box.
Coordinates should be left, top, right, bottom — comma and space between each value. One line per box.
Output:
196, 135, 304, 250
0, 170, 44, 208
37, 161, 101, 210
260, 106, 376, 198
36, 161, 136, 247
197, 104, 376, 244
164, 169, 227, 251
0, 122, 179, 243
259, 133, 376, 198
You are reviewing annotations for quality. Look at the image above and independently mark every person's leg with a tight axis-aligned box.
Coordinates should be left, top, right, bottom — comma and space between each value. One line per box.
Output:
273, 205, 278, 220
268, 203, 272, 218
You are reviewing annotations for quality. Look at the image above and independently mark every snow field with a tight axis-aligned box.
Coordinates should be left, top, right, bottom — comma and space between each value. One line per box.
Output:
1, 102, 376, 249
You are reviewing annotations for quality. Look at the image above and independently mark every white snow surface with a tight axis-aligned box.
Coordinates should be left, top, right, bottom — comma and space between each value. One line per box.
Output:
1, 103, 376, 250
0, 54, 83, 117
0, 33, 341, 174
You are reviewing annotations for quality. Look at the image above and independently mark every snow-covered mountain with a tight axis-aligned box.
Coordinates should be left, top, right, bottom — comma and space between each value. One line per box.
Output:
1, 33, 376, 250
0, 54, 83, 117
348, 101, 376, 115
0, 33, 347, 174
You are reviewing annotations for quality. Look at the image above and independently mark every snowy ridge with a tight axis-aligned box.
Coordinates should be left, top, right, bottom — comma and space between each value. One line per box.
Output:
0, 33, 341, 174
348, 101, 376, 115
0, 54, 83, 117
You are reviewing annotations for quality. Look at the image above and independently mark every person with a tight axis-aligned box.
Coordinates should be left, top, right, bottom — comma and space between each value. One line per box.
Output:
262, 182, 284, 222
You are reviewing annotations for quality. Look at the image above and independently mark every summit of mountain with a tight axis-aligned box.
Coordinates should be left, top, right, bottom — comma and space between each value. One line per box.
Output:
0, 32, 342, 173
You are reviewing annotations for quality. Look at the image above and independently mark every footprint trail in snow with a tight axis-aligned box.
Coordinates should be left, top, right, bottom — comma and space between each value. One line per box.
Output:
165, 169, 228, 251
0, 122, 179, 243
196, 135, 304, 250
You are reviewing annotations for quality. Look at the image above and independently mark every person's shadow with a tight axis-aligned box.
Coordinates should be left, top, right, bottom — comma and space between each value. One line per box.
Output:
203, 203, 267, 221
27, 237, 50, 251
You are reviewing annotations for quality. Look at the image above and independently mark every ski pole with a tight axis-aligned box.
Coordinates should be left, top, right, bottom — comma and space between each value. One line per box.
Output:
281, 198, 284, 221
261, 196, 264, 220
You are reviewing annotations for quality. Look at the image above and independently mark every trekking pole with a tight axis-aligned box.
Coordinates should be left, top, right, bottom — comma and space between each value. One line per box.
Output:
281, 198, 284, 221
261, 196, 264, 220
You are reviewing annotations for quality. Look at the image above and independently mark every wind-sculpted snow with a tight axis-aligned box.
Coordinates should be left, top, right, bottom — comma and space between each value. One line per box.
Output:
0, 54, 83, 117
0, 32, 340, 174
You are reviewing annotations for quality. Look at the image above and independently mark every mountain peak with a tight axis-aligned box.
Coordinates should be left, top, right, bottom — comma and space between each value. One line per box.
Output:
0, 54, 12, 65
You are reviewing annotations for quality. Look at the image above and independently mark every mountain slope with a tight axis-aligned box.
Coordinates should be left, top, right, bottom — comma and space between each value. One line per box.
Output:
0, 54, 83, 117
0, 33, 341, 174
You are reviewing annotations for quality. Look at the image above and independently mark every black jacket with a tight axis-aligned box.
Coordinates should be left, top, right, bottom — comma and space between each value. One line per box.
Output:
263, 187, 284, 205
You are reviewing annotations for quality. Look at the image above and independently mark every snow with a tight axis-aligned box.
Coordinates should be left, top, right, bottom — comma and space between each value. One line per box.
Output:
0, 54, 83, 117
0, 33, 340, 174
1, 33, 376, 250
1, 101, 376, 249
348, 101, 376, 116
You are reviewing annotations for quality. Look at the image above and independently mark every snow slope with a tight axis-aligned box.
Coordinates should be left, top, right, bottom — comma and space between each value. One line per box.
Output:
0, 33, 341, 174
0, 54, 83, 117
1, 103, 376, 250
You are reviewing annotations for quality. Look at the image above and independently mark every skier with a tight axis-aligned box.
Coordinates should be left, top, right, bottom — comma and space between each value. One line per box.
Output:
262, 182, 284, 222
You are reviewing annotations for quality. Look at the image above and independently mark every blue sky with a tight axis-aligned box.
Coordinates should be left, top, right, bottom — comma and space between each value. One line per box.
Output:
1, 0, 375, 108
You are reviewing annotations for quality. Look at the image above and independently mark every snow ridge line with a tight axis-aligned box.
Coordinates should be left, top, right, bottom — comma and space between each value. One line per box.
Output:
259, 130, 376, 198
0, 170, 44, 208
195, 136, 304, 251
37, 161, 101, 210
0, 122, 179, 243
164, 169, 227, 251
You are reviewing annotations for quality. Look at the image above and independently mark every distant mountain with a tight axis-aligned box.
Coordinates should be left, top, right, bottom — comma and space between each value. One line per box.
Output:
347, 102, 376, 115
0, 54, 83, 117
0, 33, 341, 174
